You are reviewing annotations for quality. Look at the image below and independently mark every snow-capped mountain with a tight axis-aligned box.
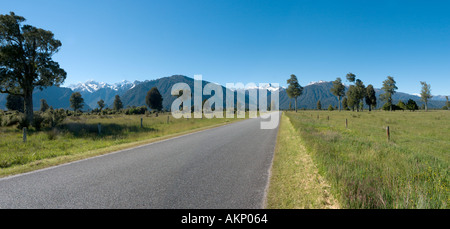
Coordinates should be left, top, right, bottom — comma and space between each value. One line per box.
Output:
68, 80, 138, 93
66, 80, 142, 109
227, 83, 283, 92
307, 80, 327, 86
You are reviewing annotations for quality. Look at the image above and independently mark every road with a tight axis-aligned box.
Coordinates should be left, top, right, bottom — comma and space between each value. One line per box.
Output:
0, 115, 279, 209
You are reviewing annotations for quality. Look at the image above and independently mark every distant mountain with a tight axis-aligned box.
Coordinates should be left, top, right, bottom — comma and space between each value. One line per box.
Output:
0, 86, 90, 111
69, 80, 141, 109
279, 81, 446, 110
120, 75, 237, 110
0, 76, 447, 111
431, 95, 449, 101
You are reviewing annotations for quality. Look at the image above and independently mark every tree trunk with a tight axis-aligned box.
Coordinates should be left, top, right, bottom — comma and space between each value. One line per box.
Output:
295, 98, 298, 112
23, 90, 34, 124
338, 97, 341, 112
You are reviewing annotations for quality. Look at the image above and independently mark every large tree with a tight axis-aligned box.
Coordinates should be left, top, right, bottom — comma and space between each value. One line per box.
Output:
380, 76, 398, 111
420, 81, 432, 112
286, 74, 303, 112
0, 12, 66, 123
365, 84, 377, 111
331, 77, 346, 111
146, 87, 163, 112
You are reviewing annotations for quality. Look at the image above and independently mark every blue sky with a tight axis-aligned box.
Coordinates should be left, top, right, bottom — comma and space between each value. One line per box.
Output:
2, 0, 449, 95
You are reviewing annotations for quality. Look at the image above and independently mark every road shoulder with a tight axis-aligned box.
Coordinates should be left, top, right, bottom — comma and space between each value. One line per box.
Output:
266, 112, 340, 209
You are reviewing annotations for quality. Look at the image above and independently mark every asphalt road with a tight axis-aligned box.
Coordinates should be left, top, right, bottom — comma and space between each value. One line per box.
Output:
0, 114, 279, 209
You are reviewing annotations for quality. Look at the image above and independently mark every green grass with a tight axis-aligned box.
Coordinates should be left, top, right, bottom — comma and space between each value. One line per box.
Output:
0, 112, 244, 177
285, 110, 449, 209
266, 113, 339, 209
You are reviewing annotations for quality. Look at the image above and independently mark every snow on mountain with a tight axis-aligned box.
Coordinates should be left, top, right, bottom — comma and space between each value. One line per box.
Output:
227, 83, 282, 92
307, 80, 327, 86
69, 80, 138, 93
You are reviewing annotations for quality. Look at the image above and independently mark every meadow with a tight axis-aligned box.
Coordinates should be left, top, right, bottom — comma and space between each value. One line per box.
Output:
0, 112, 242, 177
284, 110, 449, 209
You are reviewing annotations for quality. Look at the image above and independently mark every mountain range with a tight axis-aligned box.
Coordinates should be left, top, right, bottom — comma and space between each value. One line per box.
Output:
0, 75, 447, 111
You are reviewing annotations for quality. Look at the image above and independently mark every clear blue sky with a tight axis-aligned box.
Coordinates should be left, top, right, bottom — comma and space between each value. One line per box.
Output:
2, 0, 449, 95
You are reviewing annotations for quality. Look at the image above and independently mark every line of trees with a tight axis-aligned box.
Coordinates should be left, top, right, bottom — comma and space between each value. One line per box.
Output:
287, 72, 438, 112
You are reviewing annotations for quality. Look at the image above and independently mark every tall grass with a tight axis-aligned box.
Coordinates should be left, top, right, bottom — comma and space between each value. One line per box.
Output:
285, 110, 449, 209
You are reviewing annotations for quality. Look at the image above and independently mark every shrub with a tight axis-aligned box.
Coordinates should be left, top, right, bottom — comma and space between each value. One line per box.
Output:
124, 106, 148, 115
46, 128, 60, 140
17, 113, 30, 129
1, 113, 19, 127
328, 105, 334, 111
32, 111, 45, 131
43, 108, 67, 128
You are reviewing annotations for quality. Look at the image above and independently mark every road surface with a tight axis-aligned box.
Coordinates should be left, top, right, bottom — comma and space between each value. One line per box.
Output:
0, 115, 279, 209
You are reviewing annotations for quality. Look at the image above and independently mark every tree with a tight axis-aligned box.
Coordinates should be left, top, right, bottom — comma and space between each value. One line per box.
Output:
446, 96, 449, 109
342, 97, 349, 110
317, 100, 322, 110
0, 12, 67, 123
406, 99, 418, 112
346, 85, 358, 111
97, 99, 105, 111
70, 92, 84, 112
380, 76, 398, 111
146, 87, 163, 112
331, 77, 346, 111
397, 101, 406, 111
40, 99, 49, 112
346, 72, 356, 83
6, 94, 24, 112
113, 95, 123, 111
355, 79, 366, 111
286, 74, 303, 112
365, 84, 377, 112
420, 81, 432, 111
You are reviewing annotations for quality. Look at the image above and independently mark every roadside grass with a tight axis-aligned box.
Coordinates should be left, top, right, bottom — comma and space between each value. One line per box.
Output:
285, 110, 449, 209
266, 113, 339, 209
0, 112, 245, 177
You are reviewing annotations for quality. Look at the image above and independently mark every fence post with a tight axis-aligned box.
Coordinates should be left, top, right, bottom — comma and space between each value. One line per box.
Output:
387, 126, 390, 141
345, 118, 348, 128
141, 117, 143, 128
167, 115, 170, 124
98, 123, 101, 135
23, 127, 27, 143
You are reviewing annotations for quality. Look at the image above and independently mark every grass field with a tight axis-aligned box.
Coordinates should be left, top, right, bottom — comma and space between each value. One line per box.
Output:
266, 113, 339, 209
0, 113, 244, 177
283, 110, 449, 209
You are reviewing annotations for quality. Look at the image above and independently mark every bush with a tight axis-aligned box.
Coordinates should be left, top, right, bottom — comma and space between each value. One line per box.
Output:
17, 113, 30, 129
32, 112, 45, 131
124, 106, 148, 115
44, 108, 67, 128
46, 128, 60, 140
1, 113, 19, 127
328, 105, 334, 111
382, 103, 401, 111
